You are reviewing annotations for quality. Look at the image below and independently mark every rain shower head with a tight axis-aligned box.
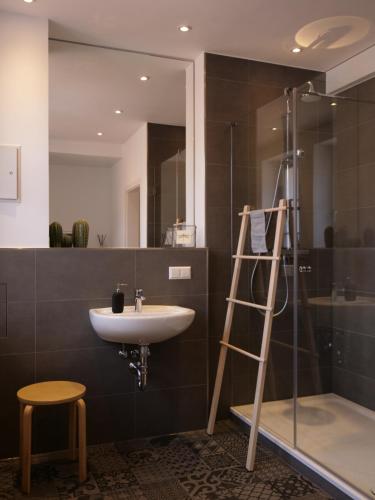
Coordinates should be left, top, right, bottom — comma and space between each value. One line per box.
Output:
300, 81, 322, 103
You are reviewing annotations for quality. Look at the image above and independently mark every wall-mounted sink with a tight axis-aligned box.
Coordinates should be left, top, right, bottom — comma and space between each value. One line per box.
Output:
89, 305, 195, 345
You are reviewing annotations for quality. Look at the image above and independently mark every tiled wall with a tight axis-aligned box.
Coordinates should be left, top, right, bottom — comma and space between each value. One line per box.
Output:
330, 78, 375, 411
205, 53, 324, 415
0, 248, 208, 459
147, 123, 186, 247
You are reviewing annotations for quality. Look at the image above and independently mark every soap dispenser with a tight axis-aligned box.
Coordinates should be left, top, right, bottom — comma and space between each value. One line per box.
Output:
112, 283, 127, 313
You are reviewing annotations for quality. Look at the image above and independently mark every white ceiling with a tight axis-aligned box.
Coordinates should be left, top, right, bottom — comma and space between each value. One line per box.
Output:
49, 40, 188, 143
2, 0, 375, 71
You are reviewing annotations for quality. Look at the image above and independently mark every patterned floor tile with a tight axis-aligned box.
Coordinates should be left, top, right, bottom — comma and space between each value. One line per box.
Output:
232, 481, 282, 500
93, 469, 138, 493
55, 471, 101, 498
201, 452, 238, 470
131, 460, 176, 483
0, 420, 330, 500
268, 474, 319, 498
141, 480, 190, 500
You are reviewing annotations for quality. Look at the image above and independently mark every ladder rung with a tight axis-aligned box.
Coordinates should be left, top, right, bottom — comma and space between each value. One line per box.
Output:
220, 341, 264, 362
226, 297, 272, 312
233, 255, 280, 261
239, 206, 287, 216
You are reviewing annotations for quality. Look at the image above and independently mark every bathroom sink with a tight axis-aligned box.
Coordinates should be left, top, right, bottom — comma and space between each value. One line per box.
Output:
308, 296, 375, 307
89, 305, 195, 345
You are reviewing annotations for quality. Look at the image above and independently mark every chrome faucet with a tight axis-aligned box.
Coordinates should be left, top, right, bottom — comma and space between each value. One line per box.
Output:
134, 289, 145, 312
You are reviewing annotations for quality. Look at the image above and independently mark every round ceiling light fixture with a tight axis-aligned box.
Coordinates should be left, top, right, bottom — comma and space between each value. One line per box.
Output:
291, 47, 302, 54
178, 25, 192, 32
272, 127, 278, 131
331, 102, 337, 107
24, 0, 35, 3
97, 132, 103, 136
114, 109, 123, 115
139, 75, 150, 82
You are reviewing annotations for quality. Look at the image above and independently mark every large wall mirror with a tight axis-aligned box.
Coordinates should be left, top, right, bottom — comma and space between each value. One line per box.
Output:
49, 40, 194, 248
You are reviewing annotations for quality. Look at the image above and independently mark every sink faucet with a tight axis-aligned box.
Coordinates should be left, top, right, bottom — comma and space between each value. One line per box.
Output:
135, 289, 145, 312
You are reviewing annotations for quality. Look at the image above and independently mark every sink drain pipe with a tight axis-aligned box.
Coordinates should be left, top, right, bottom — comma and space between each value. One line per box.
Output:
119, 345, 150, 390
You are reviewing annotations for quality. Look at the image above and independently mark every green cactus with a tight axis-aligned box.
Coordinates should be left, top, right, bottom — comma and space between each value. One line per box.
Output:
62, 233, 72, 248
72, 219, 89, 248
49, 222, 63, 247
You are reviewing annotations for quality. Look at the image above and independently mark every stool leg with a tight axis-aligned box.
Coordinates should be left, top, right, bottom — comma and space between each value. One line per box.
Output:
21, 405, 33, 494
69, 402, 77, 460
76, 399, 87, 482
19, 403, 25, 469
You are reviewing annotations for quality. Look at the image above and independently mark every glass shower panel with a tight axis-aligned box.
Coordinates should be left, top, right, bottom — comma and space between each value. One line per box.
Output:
294, 89, 375, 498
230, 94, 296, 446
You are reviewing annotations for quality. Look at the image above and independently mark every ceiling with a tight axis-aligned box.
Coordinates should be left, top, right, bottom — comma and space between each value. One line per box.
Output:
2, 0, 375, 71
49, 40, 188, 144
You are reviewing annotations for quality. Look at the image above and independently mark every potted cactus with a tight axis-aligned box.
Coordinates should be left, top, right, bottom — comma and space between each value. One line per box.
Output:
72, 219, 89, 248
49, 222, 63, 247
62, 232, 73, 247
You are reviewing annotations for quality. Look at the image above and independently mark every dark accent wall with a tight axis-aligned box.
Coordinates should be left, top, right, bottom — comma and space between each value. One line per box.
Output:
205, 53, 324, 416
0, 248, 208, 459
147, 123, 186, 247
330, 78, 375, 411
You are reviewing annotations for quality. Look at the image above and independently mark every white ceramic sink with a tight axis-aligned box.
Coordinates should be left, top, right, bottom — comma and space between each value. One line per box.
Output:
89, 305, 195, 345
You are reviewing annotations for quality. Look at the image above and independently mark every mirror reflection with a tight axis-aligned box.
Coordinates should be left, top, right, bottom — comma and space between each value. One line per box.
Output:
49, 40, 191, 248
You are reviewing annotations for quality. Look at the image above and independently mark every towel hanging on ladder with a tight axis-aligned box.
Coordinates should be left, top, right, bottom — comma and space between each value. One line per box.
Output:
250, 210, 267, 253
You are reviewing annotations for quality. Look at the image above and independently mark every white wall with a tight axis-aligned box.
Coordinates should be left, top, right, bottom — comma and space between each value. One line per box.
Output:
326, 45, 375, 94
185, 62, 195, 226
194, 53, 206, 247
111, 124, 148, 247
50, 163, 112, 248
0, 12, 49, 247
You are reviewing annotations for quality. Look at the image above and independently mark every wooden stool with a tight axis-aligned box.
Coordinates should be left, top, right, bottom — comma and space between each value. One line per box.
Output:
17, 381, 87, 494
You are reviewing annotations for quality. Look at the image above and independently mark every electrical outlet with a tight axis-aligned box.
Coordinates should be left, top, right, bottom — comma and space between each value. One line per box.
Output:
169, 266, 191, 280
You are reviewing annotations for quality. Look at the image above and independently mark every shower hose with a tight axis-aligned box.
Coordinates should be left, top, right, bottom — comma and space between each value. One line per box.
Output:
249, 160, 289, 317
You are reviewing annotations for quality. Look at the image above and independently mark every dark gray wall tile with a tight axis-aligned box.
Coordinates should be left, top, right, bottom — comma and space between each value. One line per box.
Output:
135, 385, 207, 437
36, 346, 135, 397
135, 249, 208, 296
36, 249, 136, 301
333, 366, 375, 411
0, 249, 35, 301
86, 393, 135, 444
36, 299, 110, 352
0, 248, 209, 459
206, 53, 248, 82
145, 339, 207, 390
0, 301, 35, 355
0, 353, 34, 398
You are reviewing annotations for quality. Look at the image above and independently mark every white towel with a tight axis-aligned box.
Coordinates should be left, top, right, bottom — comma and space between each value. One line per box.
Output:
250, 210, 267, 253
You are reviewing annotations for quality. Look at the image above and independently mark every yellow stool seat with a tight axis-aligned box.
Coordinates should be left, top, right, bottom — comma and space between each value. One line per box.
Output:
17, 380, 87, 495
17, 381, 86, 406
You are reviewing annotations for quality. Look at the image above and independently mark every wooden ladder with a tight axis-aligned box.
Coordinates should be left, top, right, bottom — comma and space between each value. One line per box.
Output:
207, 198, 288, 471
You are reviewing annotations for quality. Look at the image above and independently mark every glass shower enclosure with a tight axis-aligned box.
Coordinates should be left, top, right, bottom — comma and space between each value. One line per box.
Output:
230, 84, 375, 499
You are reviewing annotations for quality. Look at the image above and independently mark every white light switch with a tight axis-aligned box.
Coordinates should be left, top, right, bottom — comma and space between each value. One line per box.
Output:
169, 266, 191, 280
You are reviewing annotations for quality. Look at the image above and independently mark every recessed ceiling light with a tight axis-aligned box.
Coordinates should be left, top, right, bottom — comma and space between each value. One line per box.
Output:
114, 109, 123, 115
331, 102, 337, 107
97, 132, 103, 136
140, 75, 150, 81
24, 0, 35, 3
178, 25, 192, 32
291, 47, 302, 54
272, 127, 278, 131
